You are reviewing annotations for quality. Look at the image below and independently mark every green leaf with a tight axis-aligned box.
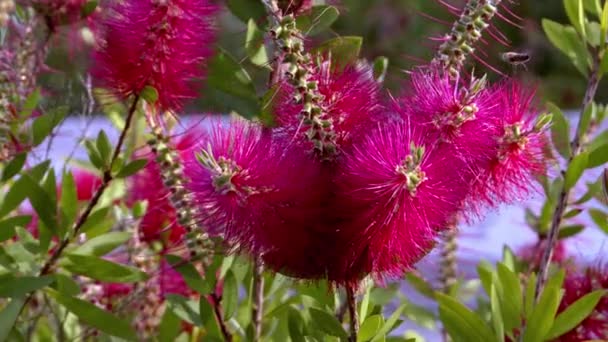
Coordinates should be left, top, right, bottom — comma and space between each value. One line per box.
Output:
601, 0, 608, 48
81, 0, 97, 17
245, 19, 269, 68
84, 140, 104, 170
71, 232, 131, 256
372, 304, 406, 341
359, 284, 372, 320
496, 263, 523, 332
60, 171, 78, 228
0, 216, 31, 242
96, 130, 112, 166
0, 160, 50, 218
565, 152, 589, 190
222, 271, 238, 320
522, 284, 562, 342
405, 273, 435, 299
312, 36, 363, 69
436, 293, 496, 342
0, 297, 25, 341
589, 208, 608, 233
547, 290, 606, 339
0, 276, 54, 298
158, 307, 181, 342
309, 308, 348, 338
490, 285, 505, 342
226, 0, 265, 23
577, 102, 595, 139
524, 273, 537, 318
1, 153, 26, 182
166, 294, 202, 326
359, 315, 384, 342
32, 106, 67, 146
19, 88, 41, 118
141, 85, 159, 104
373, 56, 389, 83
287, 307, 306, 342
558, 224, 585, 239
54, 273, 81, 296
80, 207, 110, 233
199, 296, 222, 337
62, 254, 147, 283
564, 0, 586, 37
296, 6, 340, 36
165, 255, 211, 294
115, 158, 148, 178
207, 48, 258, 102
547, 103, 571, 158
542, 19, 590, 75
588, 142, 608, 168
22, 173, 59, 234
50, 290, 137, 340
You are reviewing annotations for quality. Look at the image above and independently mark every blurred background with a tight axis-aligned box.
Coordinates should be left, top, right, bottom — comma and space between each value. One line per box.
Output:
40, 0, 608, 115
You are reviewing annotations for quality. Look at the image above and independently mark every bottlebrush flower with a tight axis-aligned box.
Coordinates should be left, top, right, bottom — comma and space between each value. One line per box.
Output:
398, 67, 502, 169
557, 264, 608, 341
128, 130, 203, 247
184, 119, 326, 263
332, 121, 470, 282
273, 60, 383, 155
72, 168, 102, 201
92, 0, 218, 112
469, 82, 548, 206
277, 0, 313, 15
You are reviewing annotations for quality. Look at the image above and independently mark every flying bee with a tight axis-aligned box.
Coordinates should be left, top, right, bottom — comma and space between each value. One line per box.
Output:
501, 51, 531, 70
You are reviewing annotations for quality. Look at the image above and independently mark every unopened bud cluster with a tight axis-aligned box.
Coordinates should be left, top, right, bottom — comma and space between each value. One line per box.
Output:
147, 126, 213, 262
435, 0, 501, 77
272, 15, 337, 158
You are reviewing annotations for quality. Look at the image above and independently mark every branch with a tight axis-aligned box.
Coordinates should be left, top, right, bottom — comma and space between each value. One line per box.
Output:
534, 50, 602, 301
19, 95, 140, 315
209, 292, 233, 342
346, 287, 358, 342
252, 259, 264, 342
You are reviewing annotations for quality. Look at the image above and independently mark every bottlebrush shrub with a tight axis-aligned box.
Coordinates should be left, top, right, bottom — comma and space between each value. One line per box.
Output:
128, 130, 204, 248
557, 264, 608, 341
92, 0, 218, 112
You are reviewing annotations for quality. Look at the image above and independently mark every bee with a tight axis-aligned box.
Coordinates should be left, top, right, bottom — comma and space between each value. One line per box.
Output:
501, 51, 531, 70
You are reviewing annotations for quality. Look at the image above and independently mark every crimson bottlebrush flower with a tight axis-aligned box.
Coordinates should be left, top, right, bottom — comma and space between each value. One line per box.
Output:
184, 119, 326, 260
128, 130, 203, 247
72, 168, 102, 201
470, 82, 548, 206
398, 67, 502, 170
557, 264, 608, 341
93, 0, 218, 112
274, 60, 383, 153
332, 121, 470, 282
277, 0, 313, 15
518, 239, 568, 270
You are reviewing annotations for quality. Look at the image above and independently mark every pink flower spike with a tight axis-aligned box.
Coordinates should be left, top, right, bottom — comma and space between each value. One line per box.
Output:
557, 263, 608, 341
274, 60, 384, 155
93, 0, 218, 112
332, 121, 470, 282
184, 119, 326, 262
470, 81, 549, 206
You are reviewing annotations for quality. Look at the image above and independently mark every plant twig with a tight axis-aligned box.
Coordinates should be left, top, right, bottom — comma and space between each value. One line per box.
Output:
346, 287, 358, 342
209, 292, 233, 342
18, 95, 140, 315
534, 50, 602, 301
252, 259, 265, 342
